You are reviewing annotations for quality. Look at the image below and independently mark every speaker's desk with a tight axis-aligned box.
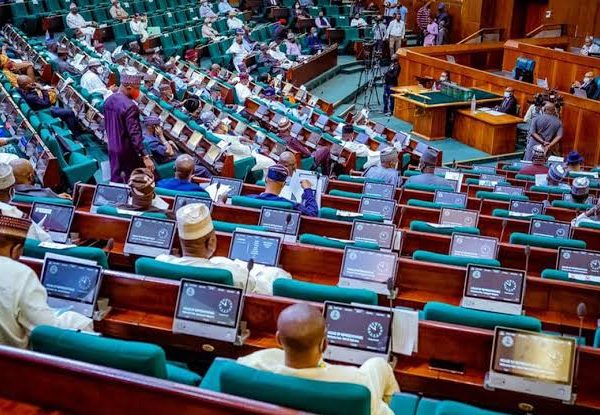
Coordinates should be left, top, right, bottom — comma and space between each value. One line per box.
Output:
453, 108, 523, 154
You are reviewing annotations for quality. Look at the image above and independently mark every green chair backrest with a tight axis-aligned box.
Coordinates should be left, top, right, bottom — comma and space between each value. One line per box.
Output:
475, 191, 529, 202
299, 233, 380, 250
412, 250, 501, 268
541, 269, 600, 287
213, 220, 268, 233
509, 232, 586, 250
154, 187, 210, 198
530, 185, 571, 194
551, 200, 594, 211
337, 174, 385, 184
407, 199, 464, 210
96, 205, 168, 220
319, 207, 384, 223
405, 182, 454, 193
273, 279, 378, 305
410, 221, 480, 236
31, 325, 169, 379
135, 257, 234, 285
24, 239, 108, 269
422, 302, 542, 331
491, 209, 555, 221
11, 194, 73, 206
231, 195, 294, 210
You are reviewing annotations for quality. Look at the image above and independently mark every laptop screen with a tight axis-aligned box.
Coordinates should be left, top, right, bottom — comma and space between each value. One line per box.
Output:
41, 255, 102, 305
340, 246, 398, 285
173, 195, 213, 213
351, 220, 396, 250
359, 197, 396, 221
175, 280, 242, 328
479, 174, 504, 186
491, 328, 575, 385
439, 208, 479, 227
30, 202, 75, 234
434, 190, 467, 208
364, 182, 395, 200
557, 248, 600, 280
92, 184, 129, 208
494, 185, 524, 196
510, 200, 545, 215
464, 265, 525, 305
316, 114, 328, 127
259, 207, 301, 236
229, 230, 283, 266
450, 233, 498, 259
290, 123, 302, 137
529, 219, 571, 239
210, 176, 243, 197
126, 217, 176, 250
324, 302, 392, 354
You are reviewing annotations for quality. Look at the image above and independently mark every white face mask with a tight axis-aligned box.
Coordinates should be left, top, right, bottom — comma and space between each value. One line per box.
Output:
439, 76, 447, 82
504, 91, 511, 98
584, 77, 591, 83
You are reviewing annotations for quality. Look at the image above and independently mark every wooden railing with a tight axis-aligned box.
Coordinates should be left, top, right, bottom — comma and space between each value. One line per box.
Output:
526, 23, 569, 39
458, 28, 504, 45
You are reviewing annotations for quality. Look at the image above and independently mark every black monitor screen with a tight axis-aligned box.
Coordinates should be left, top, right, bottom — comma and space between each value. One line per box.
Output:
465, 265, 525, 304
440, 208, 478, 227
494, 185, 524, 196
127, 217, 175, 249
259, 207, 301, 235
341, 246, 397, 284
229, 231, 281, 266
450, 234, 498, 259
434, 191, 467, 208
364, 182, 395, 200
557, 248, 600, 279
325, 303, 392, 353
92, 184, 129, 208
210, 177, 243, 197
42, 257, 101, 304
176, 280, 242, 328
510, 200, 544, 215
30, 203, 74, 233
351, 220, 395, 250
359, 197, 396, 221
530, 219, 571, 239
173, 195, 213, 212
492, 328, 575, 385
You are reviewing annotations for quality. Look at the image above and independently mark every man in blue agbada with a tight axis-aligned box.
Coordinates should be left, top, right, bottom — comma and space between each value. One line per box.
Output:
247, 164, 318, 216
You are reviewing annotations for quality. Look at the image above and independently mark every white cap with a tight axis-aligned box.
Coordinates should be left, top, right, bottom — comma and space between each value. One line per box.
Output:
0, 163, 15, 190
176, 203, 214, 240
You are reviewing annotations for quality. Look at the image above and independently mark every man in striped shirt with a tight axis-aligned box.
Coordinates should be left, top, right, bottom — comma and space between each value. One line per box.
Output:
416, 0, 432, 46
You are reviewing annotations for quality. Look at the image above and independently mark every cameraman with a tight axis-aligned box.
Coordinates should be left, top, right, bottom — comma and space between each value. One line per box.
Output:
383, 54, 400, 116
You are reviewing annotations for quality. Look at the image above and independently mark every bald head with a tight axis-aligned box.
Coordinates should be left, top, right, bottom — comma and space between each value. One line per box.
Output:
277, 303, 326, 354
279, 151, 297, 176
9, 158, 35, 185
175, 154, 195, 180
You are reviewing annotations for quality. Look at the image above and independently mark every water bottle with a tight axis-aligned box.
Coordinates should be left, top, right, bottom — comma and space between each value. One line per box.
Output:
470, 94, 476, 112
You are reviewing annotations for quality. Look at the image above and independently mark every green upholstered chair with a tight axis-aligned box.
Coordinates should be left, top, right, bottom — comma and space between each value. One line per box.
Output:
432, 400, 508, 415
412, 250, 501, 268
530, 185, 570, 194
594, 327, 600, 348
234, 157, 257, 180
515, 173, 535, 181
403, 170, 421, 177
201, 358, 371, 415
491, 209, 555, 221
299, 233, 380, 250
273, 279, 378, 305
45, 136, 98, 188
407, 199, 464, 210
410, 221, 480, 236
213, 221, 267, 233
24, 239, 108, 269
475, 191, 528, 202
10, 194, 73, 206
580, 221, 600, 230
319, 207, 384, 223
541, 269, 600, 287
134, 257, 234, 285
154, 187, 210, 198
337, 174, 385, 184
509, 233, 586, 250
31, 326, 201, 386
551, 200, 594, 211
231, 196, 294, 210
422, 302, 542, 332
405, 182, 455, 193
95, 205, 168, 220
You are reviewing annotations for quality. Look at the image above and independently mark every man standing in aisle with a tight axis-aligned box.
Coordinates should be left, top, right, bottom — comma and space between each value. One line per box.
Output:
383, 53, 400, 116
104, 68, 155, 183
524, 103, 563, 161
386, 13, 405, 58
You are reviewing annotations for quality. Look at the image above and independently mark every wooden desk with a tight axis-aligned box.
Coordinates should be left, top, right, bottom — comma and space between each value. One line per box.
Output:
286, 45, 337, 86
452, 109, 522, 154
392, 85, 502, 140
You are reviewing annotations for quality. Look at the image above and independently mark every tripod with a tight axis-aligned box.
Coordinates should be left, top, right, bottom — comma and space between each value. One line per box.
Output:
354, 41, 385, 112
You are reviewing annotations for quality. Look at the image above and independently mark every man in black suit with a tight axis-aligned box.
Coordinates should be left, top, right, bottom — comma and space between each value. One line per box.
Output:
571, 71, 598, 100
494, 87, 518, 116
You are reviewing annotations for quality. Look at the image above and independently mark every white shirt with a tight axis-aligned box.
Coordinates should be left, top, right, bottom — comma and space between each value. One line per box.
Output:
0, 257, 93, 349
199, 3, 217, 18
155, 254, 289, 295
350, 18, 367, 28
227, 17, 244, 30
218, 1, 234, 13
581, 43, 600, 56
235, 82, 252, 102
238, 349, 399, 415
0, 201, 51, 242
130, 19, 148, 41
386, 19, 405, 38
226, 41, 248, 65
202, 24, 219, 39
66, 12, 89, 29
80, 70, 112, 99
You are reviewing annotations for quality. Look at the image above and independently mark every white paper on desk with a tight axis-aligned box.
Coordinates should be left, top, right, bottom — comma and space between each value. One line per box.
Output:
116, 208, 143, 216
534, 174, 547, 186
286, 169, 326, 207
329, 237, 354, 244
508, 211, 534, 218
206, 183, 231, 202
548, 155, 564, 163
568, 272, 600, 284
152, 196, 169, 210
336, 210, 363, 218
426, 222, 457, 229
392, 308, 419, 355
486, 110, 505, 116
39, 241, 77, 250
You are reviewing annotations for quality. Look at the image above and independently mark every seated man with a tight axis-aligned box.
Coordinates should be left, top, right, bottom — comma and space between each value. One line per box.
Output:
581, 36, 600, 56
66, 3, 97, 45
283, 33, 302, 59
130, 13, 149, 43
278, 117, 330, 173
0, 214, 93, 348
518, 144, 548, 176
142, 116, 177, 164
544, 163, 569, 189
256, 43, 283, 75
117, 168, 168, 213
94, 43, 113, 63
565, 150, 584, 172
571, 177, 591, 204
405, 148, 453, 187
80, 58, 114, 100
199, 0, 218, 18
268, 41, 294, 70
9, 158, 70, 200
238, 303, 399, 415
248, 164, 318, 216
202, 16, 226, 42
227, 10, 244, 30
226, 34, 249, 71
109, 0, 129, 21
336, 124, 380, 170
364, 147, 400, 186
156, 203, 291, 294
16, 75, 80, 136
218, 0, 237, 14
494, 87, 517, 116
54, 46, 81, 76
0, 45, 35, 83
350, 13, 368, 28
571, 189, 600, 227
570, 71, 598, 99
306, 27, 323, 55
157, 154, 210, 194
234, 72, 252, 103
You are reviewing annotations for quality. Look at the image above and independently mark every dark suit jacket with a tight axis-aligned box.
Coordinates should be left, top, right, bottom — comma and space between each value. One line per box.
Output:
496, 95, 518, 116
570, 79, 598, 100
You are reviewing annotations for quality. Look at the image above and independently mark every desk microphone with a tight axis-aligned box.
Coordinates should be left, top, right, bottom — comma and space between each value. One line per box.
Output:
523, 245, 531, 275
72, 181, 83, 208
499, 219, 507, 244
284, 212, 292, 236
577, 302, 587, 341
214, 181, 221, 203
120, 171, 127, 185
104, 237, 115, 265
243, 258, 255, 295
397, 206, 406, 229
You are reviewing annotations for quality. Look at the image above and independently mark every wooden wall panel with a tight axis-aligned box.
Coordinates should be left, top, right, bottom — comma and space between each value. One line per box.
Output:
396, 45, 600, 164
